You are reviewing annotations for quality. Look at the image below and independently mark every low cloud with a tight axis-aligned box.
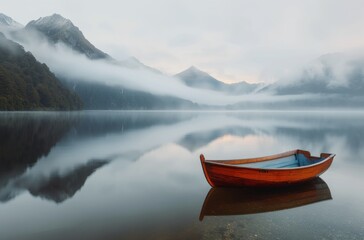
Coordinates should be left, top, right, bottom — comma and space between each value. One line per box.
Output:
4, 28, 364, 108
264, 50, 364, 97
7, 30, 290, 106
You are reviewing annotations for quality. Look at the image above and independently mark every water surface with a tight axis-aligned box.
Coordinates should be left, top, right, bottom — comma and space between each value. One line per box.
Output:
0, 111, 364, 240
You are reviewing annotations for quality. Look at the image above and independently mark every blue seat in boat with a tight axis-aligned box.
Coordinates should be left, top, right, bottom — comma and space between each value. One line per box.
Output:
239, 153, 323, 169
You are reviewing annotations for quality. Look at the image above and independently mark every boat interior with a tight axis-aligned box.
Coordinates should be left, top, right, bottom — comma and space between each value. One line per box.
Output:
239, 153, 324, 169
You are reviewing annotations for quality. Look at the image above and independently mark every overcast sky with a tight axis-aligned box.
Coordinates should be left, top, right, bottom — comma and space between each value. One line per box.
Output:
3, 0, 364, 83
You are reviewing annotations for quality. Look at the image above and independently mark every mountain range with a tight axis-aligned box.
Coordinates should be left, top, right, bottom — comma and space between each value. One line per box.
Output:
0, 13, 260, 110
18, 13, 255, 92
0, 14, 198, 109
1, 12, 364, 110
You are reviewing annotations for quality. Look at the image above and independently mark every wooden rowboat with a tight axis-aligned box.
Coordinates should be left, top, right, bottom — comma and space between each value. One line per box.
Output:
199, 177, 332, 221
200, 149, 335, 187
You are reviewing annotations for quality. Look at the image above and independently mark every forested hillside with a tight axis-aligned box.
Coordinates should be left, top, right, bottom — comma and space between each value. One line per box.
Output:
0, 32, 82, 110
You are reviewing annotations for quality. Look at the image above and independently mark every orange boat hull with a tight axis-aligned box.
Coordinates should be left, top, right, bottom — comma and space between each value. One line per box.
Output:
200, 150, 334, 187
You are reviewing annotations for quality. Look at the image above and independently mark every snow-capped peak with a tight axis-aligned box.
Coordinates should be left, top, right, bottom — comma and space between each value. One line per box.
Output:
28, 13, 73, 29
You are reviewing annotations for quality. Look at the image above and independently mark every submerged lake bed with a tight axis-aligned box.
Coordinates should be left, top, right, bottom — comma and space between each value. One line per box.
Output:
0, 111, 364, 240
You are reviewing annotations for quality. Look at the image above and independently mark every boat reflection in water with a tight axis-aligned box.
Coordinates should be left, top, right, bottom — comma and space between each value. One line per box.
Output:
199, 177, 332, 221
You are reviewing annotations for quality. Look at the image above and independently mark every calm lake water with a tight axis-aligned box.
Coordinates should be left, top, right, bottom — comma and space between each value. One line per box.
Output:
0, 111, 364, 240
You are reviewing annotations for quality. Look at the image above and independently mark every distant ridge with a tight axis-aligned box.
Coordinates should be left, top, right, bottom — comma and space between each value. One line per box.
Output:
259, 53, 364, 96
175, 66, 261, 94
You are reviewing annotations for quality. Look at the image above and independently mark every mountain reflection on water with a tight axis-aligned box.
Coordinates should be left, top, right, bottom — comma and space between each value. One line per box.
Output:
0, 111, 194, 203
0, 111, 364, 240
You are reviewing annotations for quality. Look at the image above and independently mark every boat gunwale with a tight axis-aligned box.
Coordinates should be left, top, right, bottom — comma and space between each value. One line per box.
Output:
202, 150, 335, 171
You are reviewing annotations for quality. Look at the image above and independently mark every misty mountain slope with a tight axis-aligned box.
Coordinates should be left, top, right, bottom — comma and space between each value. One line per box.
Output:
0, 33, 82, 110
175, 66, 261, 94
261, 53, 364, 95
23, 14, 163, 73
15, 13, 194, 109
116, 56, 163, 74
1, 13, 310, 110
0, 13, 22, 29
9, 14, 203, 109
175, 66, 225, 89
24, 14, 111, 60
64, 80, 199, 110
